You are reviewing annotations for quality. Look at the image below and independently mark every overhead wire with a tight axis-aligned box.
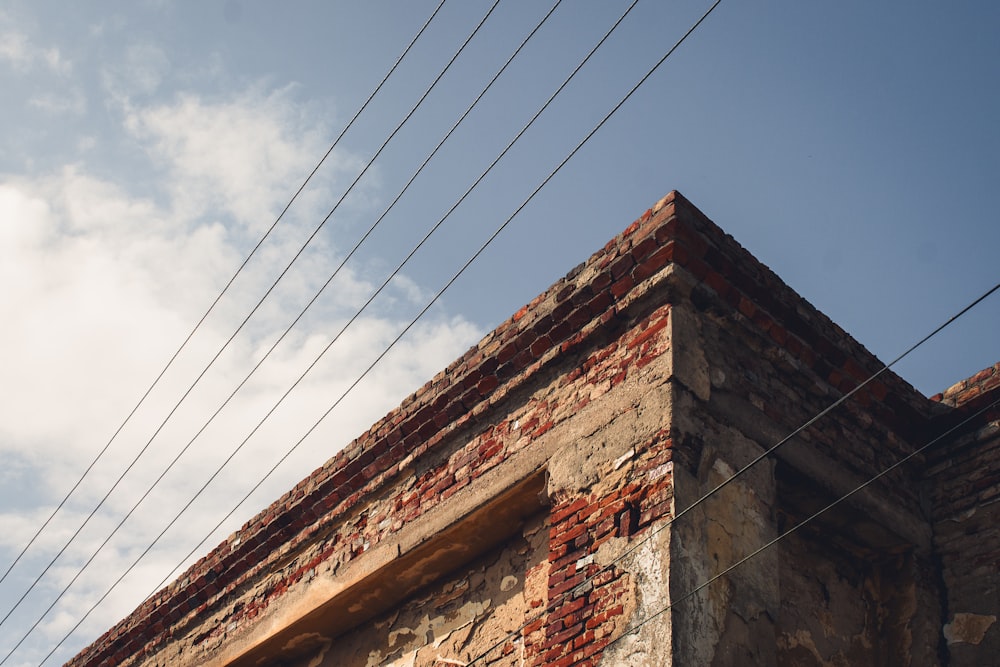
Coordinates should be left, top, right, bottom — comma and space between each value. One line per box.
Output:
138, 0, 566, 599
5, 0, 558, 662
20, 0, 990, 662
31, 1, 663, 662
0, 0, 454, 634
72, 9, 1000, 667
0, 0, 447, 591
3, 0, 517, 657
31, 0, 567, 658
25, 0, 1000, 661
465, 277, 1000, 665
599, 394, 1000, 655
599, 283, 1000, 576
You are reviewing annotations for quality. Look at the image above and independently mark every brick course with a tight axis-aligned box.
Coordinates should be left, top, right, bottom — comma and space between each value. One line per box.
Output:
68, 192, 999, 667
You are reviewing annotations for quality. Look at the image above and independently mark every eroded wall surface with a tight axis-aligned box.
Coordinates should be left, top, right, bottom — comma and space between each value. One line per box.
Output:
68, 192, 998, 667
649, 198, 945, 667
300, 514, 548, 667
69, 192, 692, 667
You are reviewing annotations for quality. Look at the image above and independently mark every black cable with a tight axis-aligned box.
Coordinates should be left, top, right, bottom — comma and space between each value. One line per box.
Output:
603, 395, 1000, 654
14, 10, 508, 665
5, 0, 516, 659
0, 0, 447, 593
466, 277, 999, 664
36, 0, 565, 653
0, 0, 450, 636
34, 1, 661, 661
605, 285, 1000, 578
142, 0, 567, 598
38, 0, 710, 660
6, 1, 512, 663
37, 0, 996, 660
137, 0, 646, 609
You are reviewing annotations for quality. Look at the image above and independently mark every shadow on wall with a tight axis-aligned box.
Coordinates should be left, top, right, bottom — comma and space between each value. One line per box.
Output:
279, 513, 549, 667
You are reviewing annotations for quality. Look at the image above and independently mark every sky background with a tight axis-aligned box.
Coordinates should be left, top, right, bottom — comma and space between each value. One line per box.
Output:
0, 1, 997, 664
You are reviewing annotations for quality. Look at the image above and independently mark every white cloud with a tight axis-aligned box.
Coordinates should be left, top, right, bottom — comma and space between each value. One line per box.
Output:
0, 30, 70, 74
40, 46, 70, 75
0, 85, 482, 663
0, 30, 30, 67
0, 170, 224, 462
124, 87, 367, 231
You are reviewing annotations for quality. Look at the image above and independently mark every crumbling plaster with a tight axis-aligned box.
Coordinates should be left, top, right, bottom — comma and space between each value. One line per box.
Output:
68, 192, 999, 667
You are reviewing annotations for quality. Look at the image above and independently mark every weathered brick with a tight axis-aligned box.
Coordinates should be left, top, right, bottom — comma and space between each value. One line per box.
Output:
69, 192, 998, 667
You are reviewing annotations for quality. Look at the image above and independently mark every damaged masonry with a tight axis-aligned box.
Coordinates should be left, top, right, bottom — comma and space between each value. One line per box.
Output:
70, 192, 999, 666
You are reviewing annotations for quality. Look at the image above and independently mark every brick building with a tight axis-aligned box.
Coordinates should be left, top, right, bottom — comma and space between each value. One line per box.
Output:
69, 192, 998, 666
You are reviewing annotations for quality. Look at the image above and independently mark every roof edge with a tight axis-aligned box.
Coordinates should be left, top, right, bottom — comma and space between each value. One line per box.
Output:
71, 189, 951, 665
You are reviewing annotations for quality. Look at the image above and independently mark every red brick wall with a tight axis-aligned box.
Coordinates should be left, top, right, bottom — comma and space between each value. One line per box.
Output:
525, 442, 674, 667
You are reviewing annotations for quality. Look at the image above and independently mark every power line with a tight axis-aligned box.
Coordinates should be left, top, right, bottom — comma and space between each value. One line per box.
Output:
4, 0, 518, 657
603, 283, 1000, 576
32, 0, 990, 661
144, 0, 645, 610
602, 395, 1000, 656
141, 0, 569, 599
466, 275, 999, 665
0, 5, 992, 667
33, 1, 661, 662
0, 0, 447, 593
28, 0, 995, 658
32, 0, 569, 659
41, 0, 716, 659
6, 0, 536, 662
134, 0, 565, 599
0, 0, 453, 636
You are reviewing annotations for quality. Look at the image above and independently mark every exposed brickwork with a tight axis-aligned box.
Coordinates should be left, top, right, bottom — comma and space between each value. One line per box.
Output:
69, 191, 999, 667
318, 513, 550, 666
525, 437, 675, 667
926, 362, 1000, 665
178, 299, 676, 665
932, 361, 1000, 409
69, 192, 692, 667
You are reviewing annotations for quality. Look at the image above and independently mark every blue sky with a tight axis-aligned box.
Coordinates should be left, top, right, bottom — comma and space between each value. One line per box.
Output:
0, 1, 997, 664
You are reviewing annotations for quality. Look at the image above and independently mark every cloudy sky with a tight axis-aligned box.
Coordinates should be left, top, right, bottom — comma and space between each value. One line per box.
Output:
0, 1, 997, 664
